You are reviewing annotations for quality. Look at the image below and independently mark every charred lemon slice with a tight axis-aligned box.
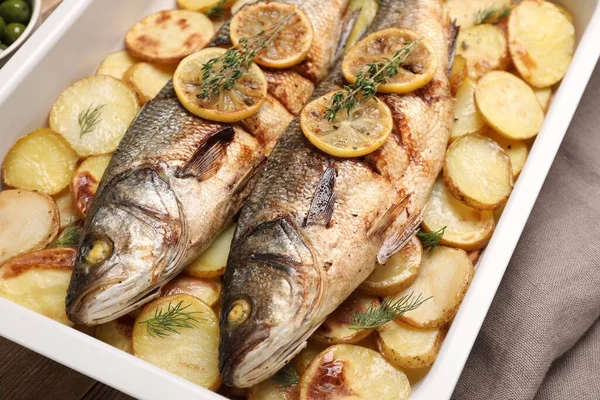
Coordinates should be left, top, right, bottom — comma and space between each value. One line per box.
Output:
343, 28, 438, 94
300, 91, 393, 158
174, 47, 267, 123
229, 2, 313, 69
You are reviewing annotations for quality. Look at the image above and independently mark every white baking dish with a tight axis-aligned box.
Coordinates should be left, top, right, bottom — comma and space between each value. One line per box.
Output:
0, 0, 599, 399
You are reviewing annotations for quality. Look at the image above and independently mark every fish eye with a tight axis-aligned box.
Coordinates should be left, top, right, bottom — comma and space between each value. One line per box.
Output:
85, 238, 113, 266
227, 299, 251, 326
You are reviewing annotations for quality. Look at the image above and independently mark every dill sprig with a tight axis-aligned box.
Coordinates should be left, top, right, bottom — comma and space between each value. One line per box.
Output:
417, 226, 446, 255
198, 14, 295, 101
206, 0, 228, 19
350, 292, 431, 330
138, 301, 204, 338
473, 6, 511, 25
54, 222, 81, 248
78, 104, 106, 138
324, 41, 419, 121
272, 364, 299, 387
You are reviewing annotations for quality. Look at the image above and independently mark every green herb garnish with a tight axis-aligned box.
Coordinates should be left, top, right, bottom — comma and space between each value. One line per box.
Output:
272, 363, 300, 387
78, 104, 106, 138
473, 6, 511, 25
350, 292, 431, 330
417, 226, 446, 255
206, 0, 228, 19
54, 222, 81, 248
138, 301, 204, 338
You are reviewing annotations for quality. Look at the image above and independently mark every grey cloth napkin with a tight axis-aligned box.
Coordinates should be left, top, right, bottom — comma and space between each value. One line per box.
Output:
452, 61, 600, 400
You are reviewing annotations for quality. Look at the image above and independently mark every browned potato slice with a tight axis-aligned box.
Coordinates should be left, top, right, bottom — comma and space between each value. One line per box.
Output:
449, 54, 467, 96
456, 24, 509, 80
161, 275, 222, 308
126, 10, 214, 64
476, 71, 544, 140
485, 128, 529, 179
294, 342, 326, 375
133, 294, 220, 389
2, 128, 78, 195
71, 154, 111, 217
299, 345, 410, 400
96, 316, 134, 354
534, 87, 552, 112
451, 78, 486, 142
508, 1, 575, 88
186, 224, 235, 278
53, 188, 80, 229
360, 237, 422, 296
377, 320, 446, 369
123, 62, 177, 105
312, 293, 379, 345
444, 0, 511, 30
422, 179, 494, 251
0, 248, 75, 325
96, 51, 138, 80
394, 246, 474, 328
0, 190, 60, 264
444, 134, 514, 210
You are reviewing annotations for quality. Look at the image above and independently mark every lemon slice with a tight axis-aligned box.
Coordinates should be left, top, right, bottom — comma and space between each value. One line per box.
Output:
300, 91, 393, 158
229, 2, 313, 69
174, 47, 267, 123
343, 28, 438, 94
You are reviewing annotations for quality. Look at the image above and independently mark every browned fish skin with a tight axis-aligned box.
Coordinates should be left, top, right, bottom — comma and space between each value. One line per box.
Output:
263, 69, 315, 116
219, 0, 453, 388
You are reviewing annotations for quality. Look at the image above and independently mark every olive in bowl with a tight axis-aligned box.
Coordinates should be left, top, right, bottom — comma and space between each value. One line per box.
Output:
0, 0, 40, 66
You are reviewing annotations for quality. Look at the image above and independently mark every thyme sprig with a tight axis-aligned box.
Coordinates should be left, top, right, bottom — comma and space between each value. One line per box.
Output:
54, 222, 82, 248
324, 41, 419, 121
138, 301, 204, 338
350, 292, 431, 330
473, 6, 511, 25
78, 104, 106, 138
272, 363, 300, 387
417, 226, 446, 255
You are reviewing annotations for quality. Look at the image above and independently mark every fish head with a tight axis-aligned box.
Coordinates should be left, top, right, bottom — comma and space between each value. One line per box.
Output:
66, 167, 186, 326
219, 219, 322, 388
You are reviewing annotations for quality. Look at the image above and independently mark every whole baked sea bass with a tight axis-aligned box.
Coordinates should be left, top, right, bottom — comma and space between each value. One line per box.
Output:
66, 0, 355, 326
219, 0, 455, 387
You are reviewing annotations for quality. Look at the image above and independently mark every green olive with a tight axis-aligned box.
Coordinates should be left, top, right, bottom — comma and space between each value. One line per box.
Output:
0, 0, 31, 24
0, 16, 5, 41
4, 22, 25, 45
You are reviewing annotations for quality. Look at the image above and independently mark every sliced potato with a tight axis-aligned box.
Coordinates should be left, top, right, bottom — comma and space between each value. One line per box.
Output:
476, 71, 544, 140
456, 24, 509, 80
49, 75, 140, 157
2, 128, 78, 195
299, 345, 410, 400
451, 78, 486, 142
553, 3, 574, 24
186, 224, 235, 278
394, 246, 474, 328
485, 128, 529, 179
444, 0, 511, 30
249, 374, 299, 400
403, 366, 431, 385
178, 0, 231, 13
312, 293, 379, 345
294, 342, 326, 375
133, 294, 220, 389
161, 275, 222, 308
444, 134, 514, 210
96, 50, 138, 80
449, 54, 467, 96
422, 179, 494, 251
0, 190, 60, 265
126, 10, 214, 64
123, 62, 176, 105
468, 250, 482, 267
53, 189, 80, 229
508, 1, 575, 88
534, 87, 552, 112
71, 154, 111, 217
0, 248, 75, 325
377, 320, 446, 369
360, 236, 422, 296
96, 316, 134, 354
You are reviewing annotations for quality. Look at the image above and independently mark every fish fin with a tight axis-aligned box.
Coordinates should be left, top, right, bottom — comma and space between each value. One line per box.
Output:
368, 193, 411, 237
377, 207, 426, 264
447, 19, 460, 68
304, 163, 337, 227
177, 126, 235, 181
229, 156, 268, 195
335, 9, 362, 60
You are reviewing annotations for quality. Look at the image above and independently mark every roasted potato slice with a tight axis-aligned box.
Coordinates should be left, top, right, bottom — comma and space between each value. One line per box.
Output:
126, 10, 214, 64
444, 0, 511, 30
377, 320, 446, 369
123, 62, 176, 105
508, 0, 575, 88
395, 246, 474, 328
161, 275, 222, 309
96, 50, 138, 80
133, 294, 220, 389
444, 134, 513, 210
451, 78, 486, 142
186, 224, 235, 278
299, 345, 410, 400
534, 87, 552, 112
449, 54, 467, 96
249, 366, 299, 400
53, 189, 80, 229
49, 75, 140, 156
96, 316, 134, 354
2, 128, 78, 195
360, 236, 422, 296
312, 293, 379, 345
485, 128, 528, 179
0, 248, 75, 325
0, 190, 60, 265
422, 179, 494, 251
178, 0, 232, 13
71, 154, 111, 217
294, 342, 326, 375
456, 24, 509, 80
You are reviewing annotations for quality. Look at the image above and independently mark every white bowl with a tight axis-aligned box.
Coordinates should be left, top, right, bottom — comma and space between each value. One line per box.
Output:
0, 0, 42, 67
